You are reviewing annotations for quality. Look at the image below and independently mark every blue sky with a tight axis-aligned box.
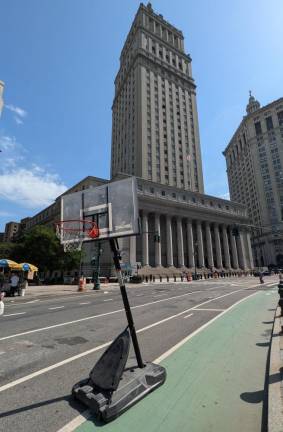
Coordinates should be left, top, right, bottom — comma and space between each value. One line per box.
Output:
1, 0, 283, 231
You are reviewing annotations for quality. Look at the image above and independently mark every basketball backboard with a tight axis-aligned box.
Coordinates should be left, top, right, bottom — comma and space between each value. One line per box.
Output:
59, 177, 139, 246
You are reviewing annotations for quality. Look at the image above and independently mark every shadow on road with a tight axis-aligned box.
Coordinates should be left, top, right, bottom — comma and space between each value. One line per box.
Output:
0, 395, 85, 419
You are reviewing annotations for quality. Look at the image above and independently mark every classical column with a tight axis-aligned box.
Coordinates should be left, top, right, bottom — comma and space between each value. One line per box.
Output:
129, 235, 136, 266
166, 215, 174, 267
154, 213, 161, 267
214, 224, 223, 268
222, 225, 231, 269
236, 230, 247, 270
229, 228, 239, 269
246, 231, 254, 269
177, 217, 185, 267
142, 212, 149, 266
205, 222, 214, 269
186, 219, 195, 268
196, 221, 205, 268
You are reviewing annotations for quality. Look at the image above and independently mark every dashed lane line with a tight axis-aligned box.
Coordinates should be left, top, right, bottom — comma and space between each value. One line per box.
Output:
183, 313, 194, 319
103, 299, 113, 302
0, 290, 206, 342
3, 312, 26, 317
79, 302, 91, 305
192, 308, 226, 312
49, 306, 65, 310
0, 289, 244, 394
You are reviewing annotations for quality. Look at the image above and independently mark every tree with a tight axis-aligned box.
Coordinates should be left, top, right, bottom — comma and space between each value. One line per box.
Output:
10, 226, 80, 273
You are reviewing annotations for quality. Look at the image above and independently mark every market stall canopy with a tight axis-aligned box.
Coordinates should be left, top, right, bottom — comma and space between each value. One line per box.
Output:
0, 259, 22, 270
20, 263, 38, 272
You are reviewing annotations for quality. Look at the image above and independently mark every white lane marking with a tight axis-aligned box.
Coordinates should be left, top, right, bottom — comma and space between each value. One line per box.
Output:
79, 302, 91, 305
103, 291, 109, 294
135, 290, 242, 333
136, 294, 144, 297
24, 300, 40, 304
183, 313, 193, 319
4, 312, 26, 317
153, 294, 167, 297
49, 306, 65, 310
0, 289, 244, 394
56, 290, 259, 432
155, 291, 259, 363
0, 351, 6, 355
103, 299, 113, 302
192, 308, 225, 312
0, 290, 206, 341
56, 409, 93, 432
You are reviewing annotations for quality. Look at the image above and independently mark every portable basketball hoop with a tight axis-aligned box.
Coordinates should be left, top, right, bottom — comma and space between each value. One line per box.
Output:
56, 178, 166, 422
55, 219, 100, 252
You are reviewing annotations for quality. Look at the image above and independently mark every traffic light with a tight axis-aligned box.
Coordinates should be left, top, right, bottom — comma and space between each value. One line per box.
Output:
91, 256, 96, 266
232, 227, 239, 237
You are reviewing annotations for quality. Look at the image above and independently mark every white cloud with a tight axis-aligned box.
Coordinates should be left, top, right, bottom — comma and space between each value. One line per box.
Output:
0, 168, 67, 208
0, 210, 14, 217
0, 135, 17, 151
0, 134, 67, 209
14, 116, 23, 125
5, 104, 27, 118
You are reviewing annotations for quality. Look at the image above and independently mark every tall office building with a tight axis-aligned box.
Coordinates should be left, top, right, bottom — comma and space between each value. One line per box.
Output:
0, 81, 4, 118
111, 2, 204, 192
223, 94, 283, 267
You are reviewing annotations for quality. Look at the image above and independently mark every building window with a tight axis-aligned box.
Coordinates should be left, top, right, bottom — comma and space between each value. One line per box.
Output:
150, 187, 154, 194
161, 190, 166, 196
265, 116, 273, 131
254, 121, 262, 135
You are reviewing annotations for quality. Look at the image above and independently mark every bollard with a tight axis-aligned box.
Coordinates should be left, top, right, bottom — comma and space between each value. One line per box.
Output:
167, 275, 169, 282
160, 275, 162, 282
146, 276, 148, 283
153, 275, 155, 282
174, 275, 176, 282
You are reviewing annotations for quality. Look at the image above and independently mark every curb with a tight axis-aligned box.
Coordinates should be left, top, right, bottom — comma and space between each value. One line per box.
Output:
268, 306, 283, 432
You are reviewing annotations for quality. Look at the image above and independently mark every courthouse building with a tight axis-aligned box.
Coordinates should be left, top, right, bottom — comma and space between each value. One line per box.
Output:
109, 3, 254, 274
223, 94, 283, 267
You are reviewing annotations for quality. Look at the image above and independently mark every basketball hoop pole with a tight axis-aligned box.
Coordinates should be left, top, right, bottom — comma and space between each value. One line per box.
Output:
109, 238, 144, 369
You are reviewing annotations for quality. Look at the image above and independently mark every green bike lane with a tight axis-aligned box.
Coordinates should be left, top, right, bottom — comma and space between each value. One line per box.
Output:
75, 289, 277, 432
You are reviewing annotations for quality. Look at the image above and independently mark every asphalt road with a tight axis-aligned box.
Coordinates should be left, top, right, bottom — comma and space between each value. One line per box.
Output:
0, 277, 278, 432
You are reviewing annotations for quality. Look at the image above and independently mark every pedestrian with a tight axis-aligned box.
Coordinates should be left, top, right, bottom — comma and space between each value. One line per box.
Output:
10, 273, 20, 296
259, 272, 264, 284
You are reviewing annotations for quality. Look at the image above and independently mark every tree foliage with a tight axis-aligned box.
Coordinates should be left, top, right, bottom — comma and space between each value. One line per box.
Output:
9, 225, 81, 273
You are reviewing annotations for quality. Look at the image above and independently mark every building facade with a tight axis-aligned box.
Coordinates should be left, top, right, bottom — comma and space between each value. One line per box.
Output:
111, 2, 204, 192
4, 221, 20, 242
223, 94, 283, 267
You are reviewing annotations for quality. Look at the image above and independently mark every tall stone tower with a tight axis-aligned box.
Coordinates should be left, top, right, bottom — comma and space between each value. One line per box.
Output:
0, 81, 4, 118
111, 2, 204, 192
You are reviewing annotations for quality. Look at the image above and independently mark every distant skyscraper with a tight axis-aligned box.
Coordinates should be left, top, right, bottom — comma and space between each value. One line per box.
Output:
0, 81, 4, 118
223, 94, 283, 267
111, 2, 204, 192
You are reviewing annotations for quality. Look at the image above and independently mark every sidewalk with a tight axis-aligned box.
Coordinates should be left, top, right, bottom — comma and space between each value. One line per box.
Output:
74, 289, 278, 432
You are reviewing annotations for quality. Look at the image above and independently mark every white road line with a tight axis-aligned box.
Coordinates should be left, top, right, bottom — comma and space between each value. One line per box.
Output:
136, 294, 144, 297
0, 289, 244, 394
56, 290, 259, 432
79, 302, 91, 305
192, 308, 225, 312
183, 313, 193, 319
0, 290, 208, 341
103, 299, 113, 302
49, 306, 65, 310
103, 291, 109, 294
24, 300, 40, 304
154, 291, 258, 363
0, 351, 6, 355
56, 410, 93, 432
3, 312, 26, 317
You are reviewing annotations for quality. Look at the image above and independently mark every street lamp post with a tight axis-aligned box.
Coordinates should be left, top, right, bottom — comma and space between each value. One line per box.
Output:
194, 242, 198, 280
92, 241, 102, 290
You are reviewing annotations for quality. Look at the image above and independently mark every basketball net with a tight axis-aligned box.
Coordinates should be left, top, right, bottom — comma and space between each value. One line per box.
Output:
55, 220, 100, 253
